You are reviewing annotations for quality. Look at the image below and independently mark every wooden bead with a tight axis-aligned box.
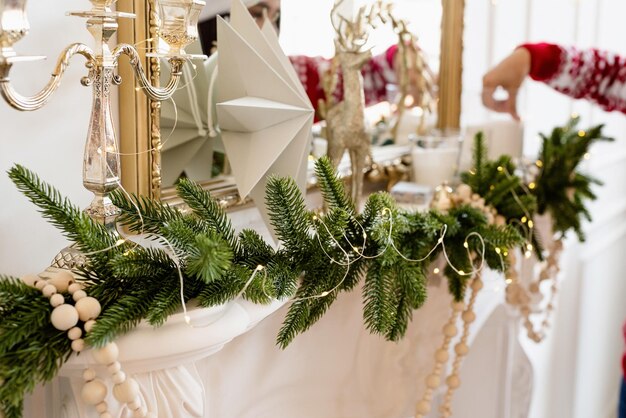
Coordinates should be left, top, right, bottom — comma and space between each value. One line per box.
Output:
68, 283, 83, 294
495, 215, 507, 226
84, 320, 97, 333
443, 324, 457, 337
50, 293, 65, 308
73, 290, 87, 302
452, 302, 465, 312
107, 362, 122, 374
100, 413, 113, 418
68, 327, 82, 341
92, 343, 119, 365
75, 297, 101, 322
455, 342, 469, 356
132, 407, 147, 418
416, 400, 431, 414
48, 271, 74, 293
128, 399, 142, 410
113, 378, 140, 403
96, 402, 108, 413
112, 371, 127, 384
21, 274, 40, 287
83, 368, 96, 382
71, 339, 85, 352
51, 304, 79, 331
456, 184, 472, 201
81, 379, 107, 405
426, 374, 440, 389
446, 375, 461, 388
35, 280, 48, 290
462, 311, 476, 323
435, 348, 449, 363
471, 279, 483, 291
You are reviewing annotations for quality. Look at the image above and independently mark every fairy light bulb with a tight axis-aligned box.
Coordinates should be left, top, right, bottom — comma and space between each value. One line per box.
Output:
463, 242, 469, 249
497, 166, 504, 172
528, 182, 536, 190
115, 239, 126, 247
528, 220, 534, 229
433, 268, 440, 274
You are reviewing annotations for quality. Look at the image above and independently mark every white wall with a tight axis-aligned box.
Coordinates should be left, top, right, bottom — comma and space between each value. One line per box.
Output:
0, 0, 98, 276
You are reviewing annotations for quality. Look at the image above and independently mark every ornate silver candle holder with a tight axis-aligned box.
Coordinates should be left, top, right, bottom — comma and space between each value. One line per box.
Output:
0, 0, 204, 227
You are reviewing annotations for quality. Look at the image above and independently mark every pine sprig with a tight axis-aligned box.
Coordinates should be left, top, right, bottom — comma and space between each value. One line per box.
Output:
176, 178, 241, 255
534, 116, 613, 240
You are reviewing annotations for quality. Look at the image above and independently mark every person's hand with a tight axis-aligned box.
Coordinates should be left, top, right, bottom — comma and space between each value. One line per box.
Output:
482, 47, 531, 120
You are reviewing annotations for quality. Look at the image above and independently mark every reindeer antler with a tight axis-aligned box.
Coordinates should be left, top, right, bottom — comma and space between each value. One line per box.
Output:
330, 0, 370, 53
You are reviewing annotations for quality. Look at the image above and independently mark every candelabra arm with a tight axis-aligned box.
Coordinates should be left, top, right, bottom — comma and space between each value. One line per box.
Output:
113, 44, 183, 102
0, 43, 95, 111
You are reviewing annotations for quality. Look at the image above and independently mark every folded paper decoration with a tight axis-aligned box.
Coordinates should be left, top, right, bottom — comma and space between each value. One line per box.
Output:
216, 0, 314, 238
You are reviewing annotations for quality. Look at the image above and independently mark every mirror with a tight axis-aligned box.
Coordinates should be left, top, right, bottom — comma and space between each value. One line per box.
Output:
118, 0, 464, 204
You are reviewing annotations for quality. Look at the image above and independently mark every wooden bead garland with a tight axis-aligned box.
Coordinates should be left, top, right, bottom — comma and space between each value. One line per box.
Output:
439, 274, 482, 418
414, 300, 464, 418
505, 237, 562, 343
21, 270, 154, 418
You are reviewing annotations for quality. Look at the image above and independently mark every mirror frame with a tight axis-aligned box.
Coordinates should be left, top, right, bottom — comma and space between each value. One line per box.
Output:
118, 0, 465, 203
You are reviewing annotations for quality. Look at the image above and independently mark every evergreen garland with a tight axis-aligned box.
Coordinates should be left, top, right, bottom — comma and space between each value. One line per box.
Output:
0, 118, 610, 416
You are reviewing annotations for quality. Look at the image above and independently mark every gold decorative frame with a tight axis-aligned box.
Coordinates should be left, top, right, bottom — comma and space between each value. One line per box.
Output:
119, 0, 465, 200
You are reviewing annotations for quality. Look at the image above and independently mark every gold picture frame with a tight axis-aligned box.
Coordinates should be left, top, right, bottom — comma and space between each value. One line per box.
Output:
118, 0, 465, 201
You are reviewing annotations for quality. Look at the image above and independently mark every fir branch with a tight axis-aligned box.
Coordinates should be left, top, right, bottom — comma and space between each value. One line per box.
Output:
7, 165, 116, 252
185, 231, 233, 283
315, 156, 355, 212
176, 178, 241, 254
266, 175, 311, 253
111, 189, 182, 234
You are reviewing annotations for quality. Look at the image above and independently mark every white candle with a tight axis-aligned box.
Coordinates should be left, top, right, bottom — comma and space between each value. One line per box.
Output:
411, 144, 459, 188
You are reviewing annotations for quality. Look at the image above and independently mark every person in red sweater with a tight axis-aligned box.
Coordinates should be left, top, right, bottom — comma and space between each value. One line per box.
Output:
482, 43, 626, 418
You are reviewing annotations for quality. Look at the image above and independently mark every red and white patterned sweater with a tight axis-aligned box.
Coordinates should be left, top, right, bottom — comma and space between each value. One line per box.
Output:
289, 45, 398, 116
522, 42, 626, 114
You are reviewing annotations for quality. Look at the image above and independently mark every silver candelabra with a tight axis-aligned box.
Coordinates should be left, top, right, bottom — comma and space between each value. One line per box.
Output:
0, 0, 204, 226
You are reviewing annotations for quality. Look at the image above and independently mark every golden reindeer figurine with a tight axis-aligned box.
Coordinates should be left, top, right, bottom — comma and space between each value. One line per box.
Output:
325, 0, 373, 206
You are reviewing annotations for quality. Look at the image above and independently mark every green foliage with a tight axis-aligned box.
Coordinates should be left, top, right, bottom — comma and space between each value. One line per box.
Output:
534, 116, 613, 240
461, 133, 541, 258
0, 116, 610, 417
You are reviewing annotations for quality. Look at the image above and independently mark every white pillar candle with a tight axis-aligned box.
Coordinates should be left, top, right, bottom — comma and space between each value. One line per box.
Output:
411, 139, 460, 188
460, 120, 524, 171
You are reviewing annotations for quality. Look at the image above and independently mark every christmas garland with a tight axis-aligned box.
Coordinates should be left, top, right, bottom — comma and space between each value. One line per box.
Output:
0, 117, 610, 417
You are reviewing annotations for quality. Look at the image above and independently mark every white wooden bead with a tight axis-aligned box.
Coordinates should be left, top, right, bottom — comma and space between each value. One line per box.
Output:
426, 374, 440, 389
21, 274, 40, 287
73, 290, 87, 302
81, 379, 107, 405
68, 327, 83, 341
84, 320, 97, 333
446, 375, 461, 388
50, 294, 65, 308
35, 280, 47, 290
96, 402, 108, 413
107, 362, 122, 374
455, 342, 469, 356
48, 271, 74, 293
92, 343, 119, 365
75, 297, 102, 322
128, 399, 142, 410
112, 371, 127, 384
113, 378, 140, 403
416, 400, 431, 414
83, 368, 96, 382
51, 304, 79, 331
435, 348, 449, 363
443, 324, 457, 337
462, 311, 476, 323
68, 283, 83, 294
495, 215, 507, 226
71, 339, 85, 352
